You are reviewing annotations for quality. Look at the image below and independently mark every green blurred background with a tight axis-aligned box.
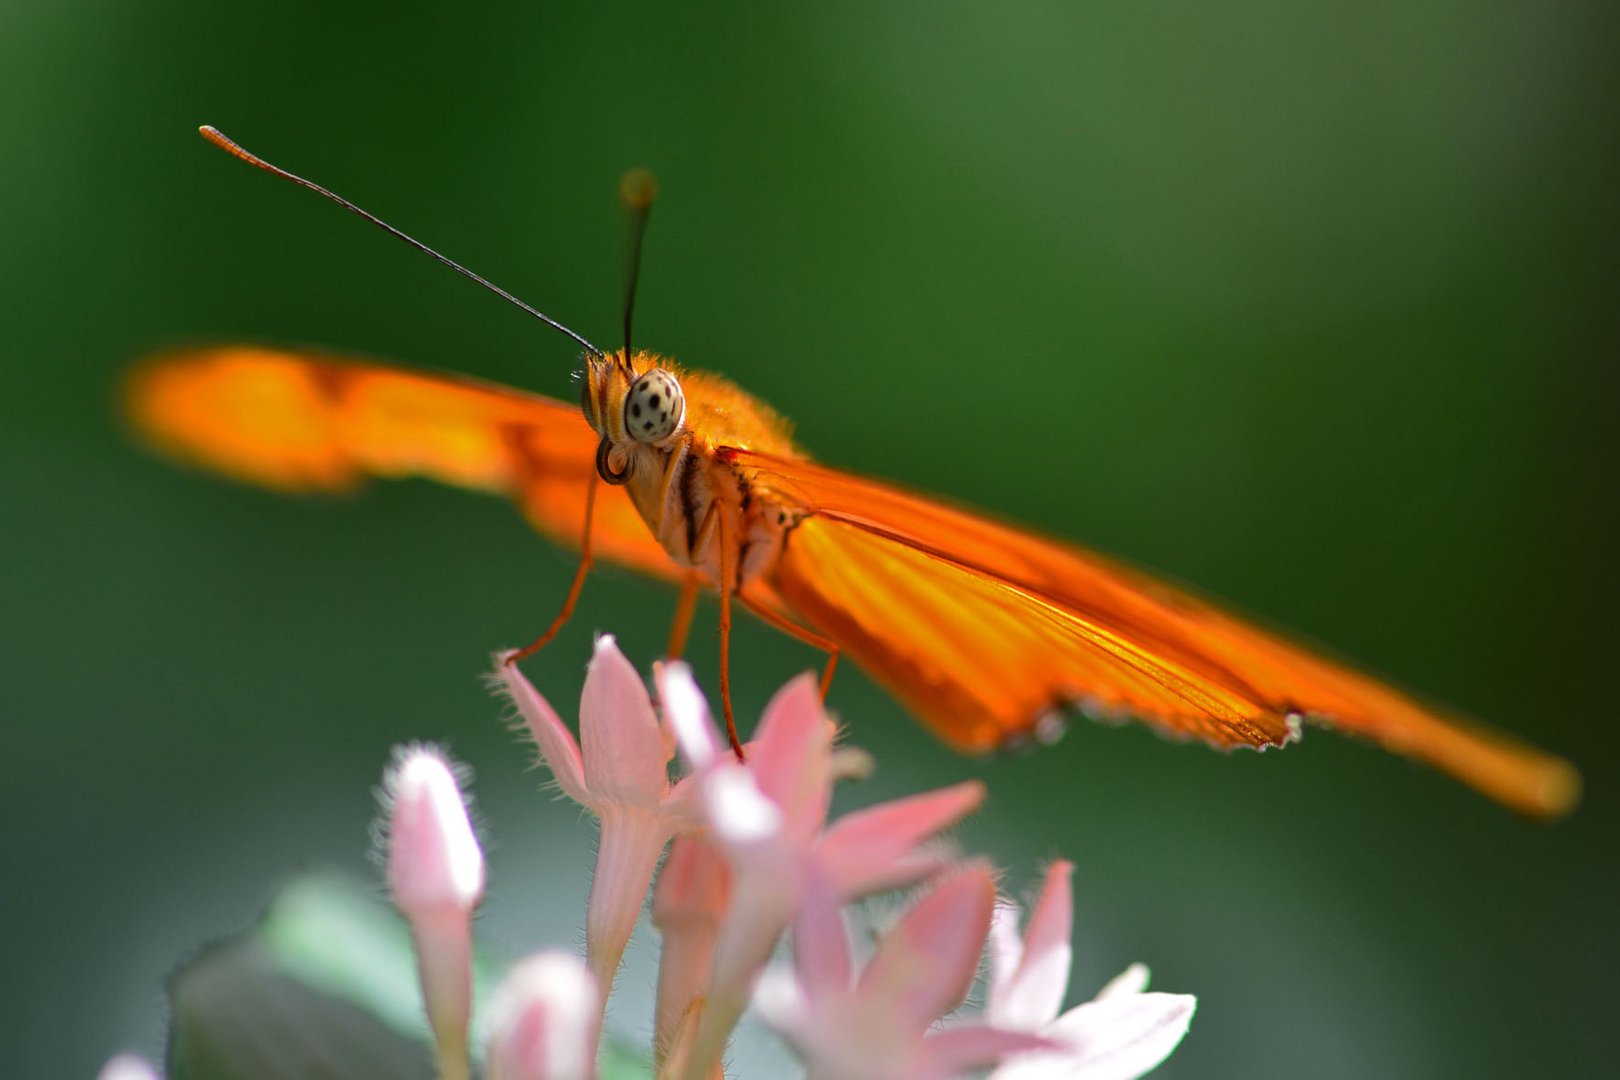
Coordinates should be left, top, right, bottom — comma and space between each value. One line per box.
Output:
5, 2, 1615, 1076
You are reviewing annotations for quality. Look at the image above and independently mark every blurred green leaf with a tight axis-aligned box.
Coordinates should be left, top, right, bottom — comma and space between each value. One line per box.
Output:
259, 874, 453, 1045
170, 873, 653, 1079
170, 936, 436, 1080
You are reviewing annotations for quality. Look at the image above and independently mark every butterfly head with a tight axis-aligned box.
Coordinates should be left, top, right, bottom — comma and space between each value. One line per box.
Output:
582, 351, 688, 482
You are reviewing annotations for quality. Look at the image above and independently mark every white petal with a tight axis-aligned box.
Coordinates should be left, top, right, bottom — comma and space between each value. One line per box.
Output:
990, 943, 1071, 1032
987, 901, 1026, 1010
1094, 963, 1151, 1001
997, 993, 1196, 1080
705, 763, 783, 845
752, 964, 811, 1036
97, 1056, 160, 1080
988, 861, 1073, 1030
916, 1025, 1056, 1078
657, 661, 722, 770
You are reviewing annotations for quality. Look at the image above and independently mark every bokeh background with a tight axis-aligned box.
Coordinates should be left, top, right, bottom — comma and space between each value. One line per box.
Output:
5, 2, 1616, 1077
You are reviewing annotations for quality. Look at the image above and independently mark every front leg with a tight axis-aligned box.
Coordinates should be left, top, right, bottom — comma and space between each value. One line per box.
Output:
507, 472, 600, 665
688, 502, 745, 761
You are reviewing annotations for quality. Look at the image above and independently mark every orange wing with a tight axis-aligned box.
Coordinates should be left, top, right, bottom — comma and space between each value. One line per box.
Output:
731, 448, 1581, 819
126, 347, 680, 583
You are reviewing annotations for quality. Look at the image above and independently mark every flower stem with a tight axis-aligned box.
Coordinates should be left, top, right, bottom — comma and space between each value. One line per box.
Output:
587, 807, 670, 1005
408, 909, 474, 1080
434, 1034, 470, 1080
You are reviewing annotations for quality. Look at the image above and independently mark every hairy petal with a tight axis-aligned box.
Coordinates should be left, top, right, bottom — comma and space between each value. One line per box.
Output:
385, 748, 485, 912
792, 871, 853, 1000
579, 635, 671, 806
586, 806, 671, 1002
859, 861, 997, 1032
815, 781, 984, 897
988, 860, 1074, 1030
493, 654, 589, 807
747, 675, 835, 845
988, 901, 1024, 1020
382, 747, 484, 1076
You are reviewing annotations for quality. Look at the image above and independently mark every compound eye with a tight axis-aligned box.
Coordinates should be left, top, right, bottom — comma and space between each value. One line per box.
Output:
624, 368, 685, 443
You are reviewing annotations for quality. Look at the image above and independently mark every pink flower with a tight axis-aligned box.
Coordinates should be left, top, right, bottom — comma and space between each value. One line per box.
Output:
484, 951, 602, 1080
654, 662, 987, 1078
381, 745, 486, 1080
650, 836, 731, 1064
756, 862, 1053, 1080
128, 635, 1205, 1080
492, 637, 701, 1003
987, 861, 1196, 1080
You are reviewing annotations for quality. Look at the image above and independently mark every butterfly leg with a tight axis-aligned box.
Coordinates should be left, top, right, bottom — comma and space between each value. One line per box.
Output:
686, 500, 746, 760
737, 594, 840, 702
665, 575, 702, 659
715, 512, 745, 761
506, 473, 599, 666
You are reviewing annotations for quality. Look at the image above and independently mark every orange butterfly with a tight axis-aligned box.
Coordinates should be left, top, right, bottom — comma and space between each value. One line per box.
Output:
127, 128, 1580, 819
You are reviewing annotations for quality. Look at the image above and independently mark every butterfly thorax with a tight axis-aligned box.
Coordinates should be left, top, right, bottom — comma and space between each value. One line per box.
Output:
581, 350, 804, 587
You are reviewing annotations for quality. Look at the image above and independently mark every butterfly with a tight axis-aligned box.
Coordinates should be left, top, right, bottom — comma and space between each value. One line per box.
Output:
127, 127, 1580, 820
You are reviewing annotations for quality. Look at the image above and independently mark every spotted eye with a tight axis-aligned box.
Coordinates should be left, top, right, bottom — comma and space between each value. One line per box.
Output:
624, 368, 685, 443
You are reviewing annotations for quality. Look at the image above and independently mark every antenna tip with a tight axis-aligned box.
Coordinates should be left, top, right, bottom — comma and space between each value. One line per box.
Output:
199, 125, 233, 152
619, 168, 659, 212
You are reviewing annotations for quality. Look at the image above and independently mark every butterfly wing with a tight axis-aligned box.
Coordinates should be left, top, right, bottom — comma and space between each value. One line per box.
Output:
729, 448, 1580, 819
126, 347, 681, 582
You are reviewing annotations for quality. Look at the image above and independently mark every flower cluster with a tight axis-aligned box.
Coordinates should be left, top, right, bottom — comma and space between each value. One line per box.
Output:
99, 636, 1195, 1079
483, 636, 1196, 1079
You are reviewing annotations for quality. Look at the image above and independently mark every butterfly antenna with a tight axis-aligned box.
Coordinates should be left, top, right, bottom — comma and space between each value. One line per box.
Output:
618, 168, 658, 375
198, 125, 604, 359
